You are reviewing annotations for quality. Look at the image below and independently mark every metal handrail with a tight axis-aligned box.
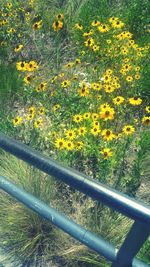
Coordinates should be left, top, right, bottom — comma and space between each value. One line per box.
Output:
0, 133, 150, 267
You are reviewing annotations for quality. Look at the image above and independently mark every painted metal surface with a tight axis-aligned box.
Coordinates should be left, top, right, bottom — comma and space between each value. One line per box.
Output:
0, 133, 150, 224
0, 175, 149, 267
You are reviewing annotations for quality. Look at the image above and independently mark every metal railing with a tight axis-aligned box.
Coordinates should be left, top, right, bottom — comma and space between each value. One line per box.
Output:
0, 133, 150, 267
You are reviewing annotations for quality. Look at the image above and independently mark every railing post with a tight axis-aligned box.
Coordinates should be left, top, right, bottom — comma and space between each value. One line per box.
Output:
112, 221, 150, 267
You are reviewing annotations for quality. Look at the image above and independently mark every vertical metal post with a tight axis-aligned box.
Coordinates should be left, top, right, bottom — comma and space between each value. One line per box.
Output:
112, 221, 150, 267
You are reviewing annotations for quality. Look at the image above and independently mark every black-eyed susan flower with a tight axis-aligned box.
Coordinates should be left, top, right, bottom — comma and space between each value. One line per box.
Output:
101, 129, 115, 141
38, 107, 45, 115
32, 20, 42, 30
65, 129, 76, 140
75, 58, 81, 64
145, 106, 150, 113
53, 104, 61, 111
126, 76, 133, 82
23, 75, 33, 84
142, 116, 150, 126
99, 103, 110, 110
100, 148, 113, 159
90, 126, 100, 136
99, 107, 115, 121
128, 97, 142, 106
73, 114, 83, 123
134, 73, 141, 80
92, 45, 100, 52
98, 24, 109, 32
29, 106, 36, 114
104, 84, 115, 93
12, 116, 23, 126
78, 127, 87, 136
52, 20, 63, 32
91, 20, 100, 26
14, 44, 23, 52
16, 61, 26, 71
26, 113, 34, 121
34, 118, 43, 128
91, 113, 99, 120
111, 19, 124, 28
75, 23, 83, 30
78, 86, 89, 97
61, 80, 71, 88
122, 125, 135, 135
75, 141, 84, 150
56, 14, 64, 20
65, 140, 74, 150
26, 60, 38, 71
83, 112, 91, 120
55, 138, 65, 149
83, 30, 94, 37
113, 96, 125, 105
84, 38, 95, 47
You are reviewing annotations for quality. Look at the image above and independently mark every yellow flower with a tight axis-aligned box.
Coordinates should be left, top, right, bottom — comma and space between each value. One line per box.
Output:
98, 24, 109, 32
32, 20, 42, 30
91, 83, 102, 91
65, 129, 76, 140
34, 118, 43, 128
14, 44, 23, 52
53, 104, 61, 111
109, 17, 118, 23
122, 125, 135, 135
99, 103, 110, 110
91, 20, 100, 26
128, 97, 142, 106
100, 148, 113, 159
90, 126, 100, 136
38, 107, 45, 115
78, 86, 90, 97
36, 82, 47, 92
99, 107, 115, 121
101, 129, 115, 141
73, 114, 83, 123
52, 20, 63, 32
83, 30, 94, 37
83, 112, 91, 120
92, 113, 99, 120
104, 84, 115, 93
65, 140, 74, 150
103, 74, 111, 83
29, 106, 36, 114
126, 76, 133, 82
75, 58, 81, 64
111, 20, 124, 28
75, 23, 83, 30
26, 61, 38, 71
84, 38, 95, 47
23, 75, 33, 84
75, 141, 84, 150
26, 113, 34, 120
113, 96, 125, 105
56, 14, 64, 20
142, 116, 150, 126
135, 73, 140, 80
61, 80, 71, 88
92, 45, 100, 52
145, 106, 150, 113
16, 61, 26, 71
55, 138, 65, 149
78, 127, 87, 136
12, 116, 22, 126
